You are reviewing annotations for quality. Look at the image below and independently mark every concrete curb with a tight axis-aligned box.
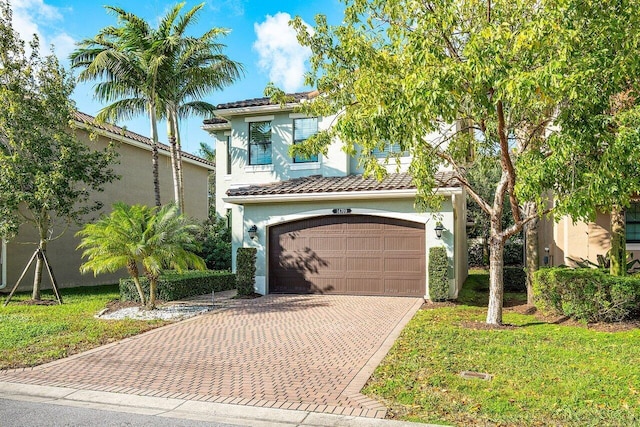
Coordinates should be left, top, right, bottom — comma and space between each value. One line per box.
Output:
0, 381, 444, 427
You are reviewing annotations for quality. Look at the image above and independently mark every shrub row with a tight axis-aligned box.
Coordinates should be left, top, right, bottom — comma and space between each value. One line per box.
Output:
468, 240, 523, 267
504, 267, 526, 292
429, 246, 449, 301
236, 247, 257, 296
533, 268, 640, 322
120, 270, 236, 302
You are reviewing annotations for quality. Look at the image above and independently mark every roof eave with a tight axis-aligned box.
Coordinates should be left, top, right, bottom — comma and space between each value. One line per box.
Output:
213, 102, 299, 119
223, 187, 462, 205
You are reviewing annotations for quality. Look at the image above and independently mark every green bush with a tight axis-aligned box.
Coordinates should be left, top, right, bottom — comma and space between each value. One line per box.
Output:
504, 239, 524, 266
120, 270, 236, 302
236, 247, 257, 296
468, 241, 486, 267
503, 266, 526, 292
429, 246, 449, 301
533, 268, 640, 322
195, 216, 231, 270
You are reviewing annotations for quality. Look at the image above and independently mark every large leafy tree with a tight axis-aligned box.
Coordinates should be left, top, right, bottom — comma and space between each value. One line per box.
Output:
0, 1, 117, 300
78, 203, 205, 309
71, 3, 242, 213
276, 0, 640, 324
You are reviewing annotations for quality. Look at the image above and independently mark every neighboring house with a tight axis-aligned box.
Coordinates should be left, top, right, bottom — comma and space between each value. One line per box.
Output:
539, 209, 640, 268
203, 92, 468, 298
0, 112, 214, 291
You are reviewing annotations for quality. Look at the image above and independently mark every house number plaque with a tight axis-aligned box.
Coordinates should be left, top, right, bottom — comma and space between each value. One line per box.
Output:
332, 208, 352, 214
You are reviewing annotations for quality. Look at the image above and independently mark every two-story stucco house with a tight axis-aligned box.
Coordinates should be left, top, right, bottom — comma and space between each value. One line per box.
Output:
0, 112, 214, 292
203, 92, 468, 299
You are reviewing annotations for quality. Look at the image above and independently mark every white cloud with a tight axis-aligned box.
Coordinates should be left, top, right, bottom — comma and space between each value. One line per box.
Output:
253, 12, 312, 93
11, 0, 75, 59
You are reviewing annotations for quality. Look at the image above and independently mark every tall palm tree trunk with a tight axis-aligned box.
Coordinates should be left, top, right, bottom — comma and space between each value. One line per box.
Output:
149, 105, 161, 207
173, 111, 186, 213
167, 113, 181, 210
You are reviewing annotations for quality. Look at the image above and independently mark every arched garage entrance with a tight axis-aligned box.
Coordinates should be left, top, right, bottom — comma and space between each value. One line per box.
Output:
268, 215, 425, 296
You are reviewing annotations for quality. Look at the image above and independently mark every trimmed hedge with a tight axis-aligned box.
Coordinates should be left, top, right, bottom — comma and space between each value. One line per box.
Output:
429, 246, 450, 301
237, 247, 257, 296
120, 270, 236, 302
503, 266, 526, 292
533, 268, 640, 322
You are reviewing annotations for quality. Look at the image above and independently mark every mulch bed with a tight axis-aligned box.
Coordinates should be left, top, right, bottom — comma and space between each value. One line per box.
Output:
13, 299, 59, 306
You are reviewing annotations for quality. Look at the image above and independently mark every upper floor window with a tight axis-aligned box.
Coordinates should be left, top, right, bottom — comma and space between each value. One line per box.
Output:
626, 202, 640, 243
249, 121, 272, 165
372, 142, 408, 158
293, 117, 319, 163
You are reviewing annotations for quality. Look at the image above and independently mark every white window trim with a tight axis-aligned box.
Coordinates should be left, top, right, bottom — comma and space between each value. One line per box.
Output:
244, 164, 275, 173
245, 115, 275, 123
290, 163, 321, 171
289, 112, 311, 119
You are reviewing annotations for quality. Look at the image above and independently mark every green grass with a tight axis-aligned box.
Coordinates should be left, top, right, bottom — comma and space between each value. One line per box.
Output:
362, 270, 640, 426
0, 285, 168, 369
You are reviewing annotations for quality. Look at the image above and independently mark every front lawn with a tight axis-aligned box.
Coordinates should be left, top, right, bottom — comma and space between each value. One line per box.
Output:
0, 285, 168, 369
363, 270, 640, 426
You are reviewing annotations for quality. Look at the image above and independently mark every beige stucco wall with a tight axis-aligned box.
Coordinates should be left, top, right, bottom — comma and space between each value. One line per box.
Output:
3, 127, 211, 291
538, 212, 621, 267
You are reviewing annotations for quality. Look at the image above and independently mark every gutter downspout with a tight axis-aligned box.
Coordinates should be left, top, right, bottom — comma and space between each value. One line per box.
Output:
1, 238, 6, 289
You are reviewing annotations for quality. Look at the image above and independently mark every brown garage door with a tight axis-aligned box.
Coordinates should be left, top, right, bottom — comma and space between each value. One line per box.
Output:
269, 215, 425, 296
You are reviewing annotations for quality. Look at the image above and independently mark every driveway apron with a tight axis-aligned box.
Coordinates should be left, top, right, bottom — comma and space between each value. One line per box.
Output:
1, 295, 422, 418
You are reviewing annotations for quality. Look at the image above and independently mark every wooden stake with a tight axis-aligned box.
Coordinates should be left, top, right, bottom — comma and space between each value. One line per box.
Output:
3, 249, 38, 306
41, 249, 62, 305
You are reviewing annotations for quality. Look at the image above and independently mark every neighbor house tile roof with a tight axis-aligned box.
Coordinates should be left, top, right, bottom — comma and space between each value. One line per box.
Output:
74, 111, 214, 167
202, 117, 230, 125
215, 91, 317, 110
226, 171, 460, 197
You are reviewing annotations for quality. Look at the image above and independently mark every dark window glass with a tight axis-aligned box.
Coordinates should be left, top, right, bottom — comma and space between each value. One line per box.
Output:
626, 203, 640, 243
293, 117, 319, 163
249, 121, 272, 165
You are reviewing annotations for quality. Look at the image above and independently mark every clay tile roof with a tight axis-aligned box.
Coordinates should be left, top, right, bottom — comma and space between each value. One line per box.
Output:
73, 111, 214, 168
226, 171, 459, 197
215, 91, 317, 110
202, 117, 230, 125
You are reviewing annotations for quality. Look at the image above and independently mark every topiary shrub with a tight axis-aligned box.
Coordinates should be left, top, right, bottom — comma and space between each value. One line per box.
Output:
533, 268, 640, 322
120, 270, 236, 302
236, 247, 257, 296
429, 246, 450, 301
503, 266, 526, 292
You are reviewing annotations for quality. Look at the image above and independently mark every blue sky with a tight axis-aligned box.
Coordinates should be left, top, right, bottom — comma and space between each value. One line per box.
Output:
11, 0, 345, 154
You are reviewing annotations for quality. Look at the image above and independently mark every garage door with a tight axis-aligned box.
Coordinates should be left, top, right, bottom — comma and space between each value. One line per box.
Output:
269, 215, 425, 296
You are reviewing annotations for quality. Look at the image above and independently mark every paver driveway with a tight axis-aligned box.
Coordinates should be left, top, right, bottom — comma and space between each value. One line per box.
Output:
1, 295, 422, 418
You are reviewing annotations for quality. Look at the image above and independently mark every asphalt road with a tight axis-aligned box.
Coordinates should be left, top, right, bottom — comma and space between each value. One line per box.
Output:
0, 398, 247, 427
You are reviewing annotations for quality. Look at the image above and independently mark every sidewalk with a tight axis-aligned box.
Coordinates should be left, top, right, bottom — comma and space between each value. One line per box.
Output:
0, 381, 445, 427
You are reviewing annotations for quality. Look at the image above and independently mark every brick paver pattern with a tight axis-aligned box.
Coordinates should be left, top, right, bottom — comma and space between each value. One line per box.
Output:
2, 295, 421, 418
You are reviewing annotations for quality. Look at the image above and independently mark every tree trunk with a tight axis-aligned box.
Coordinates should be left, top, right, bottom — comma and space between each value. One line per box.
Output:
173, 111, 186, 214
127, 262, 146, 305
167, 114, 181, 210
610, 205, 626, 276
487, 235, 505, 325
32, 243, 44, 300
149, 105, 161, 207
525, 211, 539, 305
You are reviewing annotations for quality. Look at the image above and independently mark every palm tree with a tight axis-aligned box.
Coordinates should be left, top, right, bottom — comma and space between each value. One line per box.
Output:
156, 4, 242, 212
77, 203, 152, 305
139, 203, 206, 308
77, 202, 206, 309
71, 4, 243, 212
70, 6, 168, 207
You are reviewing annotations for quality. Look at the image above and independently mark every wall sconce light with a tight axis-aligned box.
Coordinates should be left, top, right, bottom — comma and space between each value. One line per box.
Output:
434, 222, 445, 239
543, 246, 550, 266
247, 225, 258, 240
